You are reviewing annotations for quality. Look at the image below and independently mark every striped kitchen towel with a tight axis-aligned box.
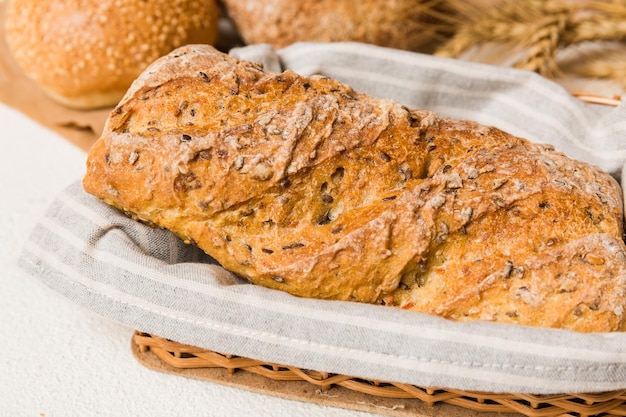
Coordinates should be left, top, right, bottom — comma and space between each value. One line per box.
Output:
19, 42, 626, 394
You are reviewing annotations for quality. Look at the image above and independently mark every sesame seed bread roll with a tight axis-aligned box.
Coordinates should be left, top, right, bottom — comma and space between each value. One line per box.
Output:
4, 0, 219, 109
221, 0, 454, 52
83, 45, 626, 332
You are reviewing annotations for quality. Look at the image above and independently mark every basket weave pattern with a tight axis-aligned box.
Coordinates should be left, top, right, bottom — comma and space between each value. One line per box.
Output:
133, 332, 626, 417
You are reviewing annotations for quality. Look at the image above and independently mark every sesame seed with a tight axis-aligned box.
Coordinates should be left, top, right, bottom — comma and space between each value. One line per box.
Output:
128, 151, 140, 165
282, 242, 305, 250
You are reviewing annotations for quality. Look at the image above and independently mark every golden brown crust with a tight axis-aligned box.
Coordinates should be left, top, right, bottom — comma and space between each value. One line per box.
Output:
4, 0, 219, 109
221, 0, 454, 52
84, 45, 626, 332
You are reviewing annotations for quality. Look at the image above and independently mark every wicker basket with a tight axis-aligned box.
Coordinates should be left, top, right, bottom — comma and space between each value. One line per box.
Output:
133, 331, 626, 417
570, 91, 622, 107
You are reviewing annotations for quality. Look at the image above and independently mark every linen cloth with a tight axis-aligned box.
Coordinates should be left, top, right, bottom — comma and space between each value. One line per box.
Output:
19, 42, 626, 395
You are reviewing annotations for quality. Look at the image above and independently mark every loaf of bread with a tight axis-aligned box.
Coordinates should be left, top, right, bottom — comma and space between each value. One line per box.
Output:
221, 0, 454, 52
83, 45, 626, 333
4, 0, 219, 109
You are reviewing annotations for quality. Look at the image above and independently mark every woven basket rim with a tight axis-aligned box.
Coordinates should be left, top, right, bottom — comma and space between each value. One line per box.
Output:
571, 90, 622, 107
133, 332, 626, 417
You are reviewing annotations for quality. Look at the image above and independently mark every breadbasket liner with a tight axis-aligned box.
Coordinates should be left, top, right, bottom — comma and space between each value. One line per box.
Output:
19, 42, 626, 395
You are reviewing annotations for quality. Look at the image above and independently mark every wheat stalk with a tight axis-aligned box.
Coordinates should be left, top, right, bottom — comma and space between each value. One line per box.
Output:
564, 16, 626, 43
559, 44, 626, 88
437, 0, 626, 82
513, 12, 568, 76
397, 0, 464, 51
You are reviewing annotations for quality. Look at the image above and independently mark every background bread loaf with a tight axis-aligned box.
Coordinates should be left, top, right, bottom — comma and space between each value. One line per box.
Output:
221, 0, 455, 52
4, 0, 219, 109
83, 45, 626, 333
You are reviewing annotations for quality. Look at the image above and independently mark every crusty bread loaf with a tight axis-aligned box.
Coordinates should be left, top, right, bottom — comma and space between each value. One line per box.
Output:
83, 45, 626, 332
4, 0, 219, 109
221, 0, 454, 52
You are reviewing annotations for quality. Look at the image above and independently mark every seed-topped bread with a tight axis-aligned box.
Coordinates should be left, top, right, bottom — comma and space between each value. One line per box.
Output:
83, 45, 626, 332
4, 0, 219, 109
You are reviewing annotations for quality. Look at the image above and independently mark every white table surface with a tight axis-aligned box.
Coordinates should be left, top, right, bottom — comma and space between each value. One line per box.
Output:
0, 102, 381, 417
